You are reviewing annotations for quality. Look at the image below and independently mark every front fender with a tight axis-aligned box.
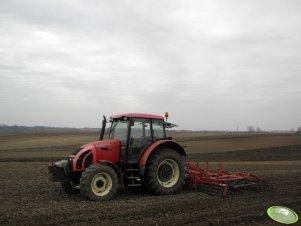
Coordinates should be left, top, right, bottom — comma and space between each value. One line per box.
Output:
96, 160, 123, 185
72, 145, 96, 172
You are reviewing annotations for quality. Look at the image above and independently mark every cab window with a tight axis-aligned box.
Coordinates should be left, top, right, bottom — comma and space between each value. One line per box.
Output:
152, 119, 165, 140
109, 120, 128, 145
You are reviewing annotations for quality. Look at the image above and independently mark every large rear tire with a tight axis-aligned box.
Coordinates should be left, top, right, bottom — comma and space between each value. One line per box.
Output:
144, 149, 185, 195
80, 164, 119, 201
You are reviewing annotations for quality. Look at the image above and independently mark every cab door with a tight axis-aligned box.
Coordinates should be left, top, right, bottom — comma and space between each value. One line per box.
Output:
128, 118, 152, 163
109, 119, 129, 164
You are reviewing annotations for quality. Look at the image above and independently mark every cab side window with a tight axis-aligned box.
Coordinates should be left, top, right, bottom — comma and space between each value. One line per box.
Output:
152, 119, 165, 140
131, 119, 151, 140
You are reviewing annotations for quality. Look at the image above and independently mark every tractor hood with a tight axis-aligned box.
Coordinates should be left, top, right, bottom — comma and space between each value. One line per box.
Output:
80, 139, 120, 152
74, 139, 121, 165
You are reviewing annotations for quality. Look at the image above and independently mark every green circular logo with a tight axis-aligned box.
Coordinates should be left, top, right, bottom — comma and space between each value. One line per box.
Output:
267, 206, 299, 224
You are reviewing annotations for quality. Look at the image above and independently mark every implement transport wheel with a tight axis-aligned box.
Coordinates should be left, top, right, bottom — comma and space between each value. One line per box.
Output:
62, 181, 80, 194
144, 149, 185, 195
80, 164, 118, 201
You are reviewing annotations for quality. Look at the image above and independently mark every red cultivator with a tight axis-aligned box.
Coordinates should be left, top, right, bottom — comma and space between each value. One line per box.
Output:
185, 162, 271, 196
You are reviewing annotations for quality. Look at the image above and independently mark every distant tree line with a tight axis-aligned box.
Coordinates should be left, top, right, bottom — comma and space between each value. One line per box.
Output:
247, 126, 261, 133
1, 124, 300, 136
247, 125, 301, 133
0, 124, 99, 135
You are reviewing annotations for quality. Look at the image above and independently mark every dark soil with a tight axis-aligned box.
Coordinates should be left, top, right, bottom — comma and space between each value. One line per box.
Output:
187, 144, 301, 161
0, 146, 300, 226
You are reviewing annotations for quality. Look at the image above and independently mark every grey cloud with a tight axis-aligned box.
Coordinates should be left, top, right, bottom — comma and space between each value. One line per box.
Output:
0, 0, 301, 130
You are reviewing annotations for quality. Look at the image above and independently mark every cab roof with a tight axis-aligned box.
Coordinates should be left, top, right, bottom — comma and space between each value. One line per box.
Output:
111, 113, 164, 120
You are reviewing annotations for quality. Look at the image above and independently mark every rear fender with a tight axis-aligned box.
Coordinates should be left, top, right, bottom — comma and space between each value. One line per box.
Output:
138, 140, 186, 175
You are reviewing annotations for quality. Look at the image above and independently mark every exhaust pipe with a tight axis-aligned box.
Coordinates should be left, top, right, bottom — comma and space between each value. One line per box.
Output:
99, 115, 107, 140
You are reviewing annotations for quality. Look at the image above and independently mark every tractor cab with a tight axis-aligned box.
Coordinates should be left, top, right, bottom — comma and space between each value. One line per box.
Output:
108, 113, 167, 164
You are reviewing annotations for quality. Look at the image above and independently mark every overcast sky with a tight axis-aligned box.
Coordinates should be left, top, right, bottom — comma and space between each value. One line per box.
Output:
0, 0, 300, 130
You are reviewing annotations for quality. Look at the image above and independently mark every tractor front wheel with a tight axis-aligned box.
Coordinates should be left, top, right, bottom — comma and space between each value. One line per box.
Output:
144, 149, 185, 195
80, 164, 118, 201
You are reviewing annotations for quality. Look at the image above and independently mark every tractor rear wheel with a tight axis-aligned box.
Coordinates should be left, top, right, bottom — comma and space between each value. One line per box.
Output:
144, 149, 185, 195
80, 164, 118, 201
62, 181, 80, 194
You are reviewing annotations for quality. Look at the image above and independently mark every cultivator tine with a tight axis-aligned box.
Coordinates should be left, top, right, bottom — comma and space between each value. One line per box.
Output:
197, 183, 226, 196
229, 180, 273, 193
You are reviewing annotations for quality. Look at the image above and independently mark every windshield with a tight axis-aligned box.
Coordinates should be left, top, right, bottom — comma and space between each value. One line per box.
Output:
109, 120, 128, 145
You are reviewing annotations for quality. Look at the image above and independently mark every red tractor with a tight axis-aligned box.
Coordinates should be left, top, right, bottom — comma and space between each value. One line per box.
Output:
49, 113, 186, 200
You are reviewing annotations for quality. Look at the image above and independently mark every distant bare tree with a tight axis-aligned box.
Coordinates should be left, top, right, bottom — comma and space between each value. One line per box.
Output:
256, 127, 261, 133
248, 126, 255, 132
297, 127, 301, 134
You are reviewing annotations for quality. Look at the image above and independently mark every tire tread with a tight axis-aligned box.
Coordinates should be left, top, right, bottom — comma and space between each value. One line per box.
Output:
80, 164, 118, 201
144, 149, 185, 195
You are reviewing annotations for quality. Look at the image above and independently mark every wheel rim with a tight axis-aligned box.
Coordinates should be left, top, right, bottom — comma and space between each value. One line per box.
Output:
157, 159, 180, 188
91, 172, 112, 196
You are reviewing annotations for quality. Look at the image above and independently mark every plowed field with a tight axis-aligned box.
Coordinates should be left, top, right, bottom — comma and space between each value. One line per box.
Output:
0, 133, 300, 225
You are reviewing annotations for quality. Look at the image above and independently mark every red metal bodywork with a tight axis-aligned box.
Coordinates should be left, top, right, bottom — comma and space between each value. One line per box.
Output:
72, 139, 184, 172
71, 140, 120, 172
138, 140, 185, 166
